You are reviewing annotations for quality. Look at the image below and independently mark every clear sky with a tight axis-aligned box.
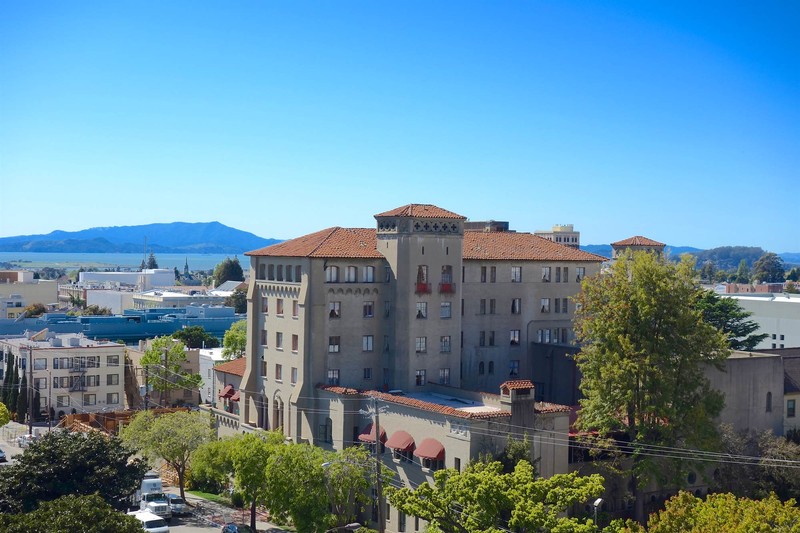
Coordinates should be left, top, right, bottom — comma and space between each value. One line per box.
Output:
1, 1, 798, 251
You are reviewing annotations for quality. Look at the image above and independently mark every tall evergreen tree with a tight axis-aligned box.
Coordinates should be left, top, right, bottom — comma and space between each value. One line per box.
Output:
1, 353, 12, 406
7, 356, 18, 414
146, 252, 159, 269
16, 373, 27, 424
696, 291, 769, 351
751, 252, 785, 283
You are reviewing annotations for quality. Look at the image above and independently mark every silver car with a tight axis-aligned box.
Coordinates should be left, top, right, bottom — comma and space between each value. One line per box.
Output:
166, 493, 188, 516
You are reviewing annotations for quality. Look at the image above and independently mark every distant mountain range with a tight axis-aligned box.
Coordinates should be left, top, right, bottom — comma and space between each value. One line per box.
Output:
0, 222, 280, 254
582, 245, 798, 269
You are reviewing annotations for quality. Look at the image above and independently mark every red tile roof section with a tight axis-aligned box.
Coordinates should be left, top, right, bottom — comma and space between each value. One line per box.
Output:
374, 204, 466, 220
213, 357, 246, 377
246, 227, 383, 259
611, 236, 665, 247
464, 232, 607, 262
500, 379, 534, 390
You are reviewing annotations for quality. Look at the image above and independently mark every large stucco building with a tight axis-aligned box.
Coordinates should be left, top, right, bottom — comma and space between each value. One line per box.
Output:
231, 204, 603, 530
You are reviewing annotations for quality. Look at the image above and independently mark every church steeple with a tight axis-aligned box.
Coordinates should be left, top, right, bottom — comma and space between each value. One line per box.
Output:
184, 257, 190, 276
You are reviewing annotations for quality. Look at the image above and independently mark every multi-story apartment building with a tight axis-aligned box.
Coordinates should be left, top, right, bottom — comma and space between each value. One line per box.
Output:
239, 204, 603, 435
0, 332, 126, 418
534, 224, 581, 249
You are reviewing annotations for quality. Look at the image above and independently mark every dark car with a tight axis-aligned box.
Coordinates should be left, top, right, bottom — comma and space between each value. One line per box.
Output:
221, 524, 253, 533
0, 448, 6, 462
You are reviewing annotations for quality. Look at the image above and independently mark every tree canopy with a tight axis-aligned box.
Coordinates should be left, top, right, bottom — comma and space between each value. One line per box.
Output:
222, 320, 247, 360
224, 287, 248, 313
389, 460, 604, 533
0, 430, 147, 513
121, 410, 214, 500
0, 402, 10, 427
573, 251, 730, 522
146, 252, 159, 269
141, 337, 203, 406
752, 252, 786, 283
213, 256, 245, 286
695, 290, 768, 350
172, 325, 220, 349
0, 494, 144, 533
81, 304, 112, 316
735, 258, 751, 283
22, 302, 47, 317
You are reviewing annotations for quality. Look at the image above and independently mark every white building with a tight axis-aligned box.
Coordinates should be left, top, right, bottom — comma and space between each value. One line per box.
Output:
0, 331, 126, 417
79, 269, 175, 289
199, 347, 225, 404
725, 293, 800, 350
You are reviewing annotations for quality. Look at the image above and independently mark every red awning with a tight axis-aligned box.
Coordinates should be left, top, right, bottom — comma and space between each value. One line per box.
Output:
230, 391, 240, 402
219, 385, 234, 398
357, 423, 387, 443
413, 438, 445, 461
385, 430, 415, 452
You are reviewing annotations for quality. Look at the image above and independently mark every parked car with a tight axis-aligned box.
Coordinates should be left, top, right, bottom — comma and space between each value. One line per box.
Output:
221, 524, 253, 533
166, 494, 188, 516
127, 510, 169, 533
0, 448, 6, 462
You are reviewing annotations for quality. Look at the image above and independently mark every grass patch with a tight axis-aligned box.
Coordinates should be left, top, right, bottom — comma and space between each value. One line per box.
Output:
186, 490, 232, 507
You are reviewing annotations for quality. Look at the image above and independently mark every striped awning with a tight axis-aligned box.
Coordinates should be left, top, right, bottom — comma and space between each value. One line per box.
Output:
385, 430, 415, 452
413, 438, 445, 461
357, 422, 387, 443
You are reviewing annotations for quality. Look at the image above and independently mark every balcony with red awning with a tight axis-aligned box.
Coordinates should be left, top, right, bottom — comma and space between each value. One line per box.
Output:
413, 437, 445, 461
385, 430, 415, 452
218, 384, 234, 399
357, 422, 387, 443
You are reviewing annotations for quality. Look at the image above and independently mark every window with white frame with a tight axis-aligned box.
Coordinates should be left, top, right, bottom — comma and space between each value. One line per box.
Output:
329, 301, 341, 319
291, 367, 298, 384
345, 266, 358, 282
107, 374, 119, 386
363, 335, 374, 352
541, 266, 551, 282
363, 301, 374, 318
440, 301, 452, 318
576, 267, 586, 281
415, 337, 427, 353
364, 266, 375, 282
325, 266, 340, 283
292, 334, 299, 352
276, 332, 283, 350
511, 298, 521, 314
327, 369, 340, 385
86, 375, 100, 387
510, 330, 520, 345
440, 335, 451, 353
57, 396, 69, 407
34, 377, 47, 390
275, 364, 283, 381
34, 358, 47, 370
292, 300, 299, 318
328, 336, 340, 353
107, 392, 119, 404
83, 394, 96, 406
511, 266, 522, 282
439, 368, 450, 385
540, 298, 550, 313
262, 293, 269, 313
415, 369, 426, 386
416, 302, 428, 319
276, 298, 284, 316
107, 354, 119, 366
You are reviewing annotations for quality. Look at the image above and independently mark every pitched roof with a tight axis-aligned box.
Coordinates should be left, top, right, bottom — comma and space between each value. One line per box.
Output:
374, 204, 466, 220
246, 227, 383, 259
463, 232, 607, 262
214, 357, 246, 377
500, 379, 534, 391
611, 236, 665, 247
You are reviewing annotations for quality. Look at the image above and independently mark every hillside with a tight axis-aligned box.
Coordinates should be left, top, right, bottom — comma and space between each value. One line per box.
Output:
0, 222, 280, 254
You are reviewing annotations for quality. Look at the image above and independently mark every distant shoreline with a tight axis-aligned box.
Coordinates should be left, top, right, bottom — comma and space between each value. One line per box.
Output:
0, 252, 243, 272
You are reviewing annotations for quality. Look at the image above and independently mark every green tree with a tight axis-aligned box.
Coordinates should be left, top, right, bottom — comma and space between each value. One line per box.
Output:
222, 320, 247, 360
0, 494, 144, 533
231, 431, 286, 531
146, 252, 159, 269
752, 252, 786, 283
788, 267, 800, 282
611, 491, 800, 533
786, 281, 799, 294
172, 325, 220, 349
735, 258, 751, 283
573, 251, 729, 523
0, 402, 9, 427
323, 445, 377, 529
81, 304, 112, 316
695, 290, 768, 351
16, 373, 27, 424
0, 430, 147, 513
264, 442, 330, 533
224, 287, 248, 313
22, 303, 47, 317
141, 337, 203, 406
188, 437, 235, 494
213, 256, 245, 286
68, 294, 86, 309
121, 410, 214, 501
389, 460, 604, 533
699, 260, 716, 283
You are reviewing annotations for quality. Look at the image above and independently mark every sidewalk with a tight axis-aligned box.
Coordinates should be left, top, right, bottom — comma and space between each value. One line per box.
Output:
181, 491, 291, 533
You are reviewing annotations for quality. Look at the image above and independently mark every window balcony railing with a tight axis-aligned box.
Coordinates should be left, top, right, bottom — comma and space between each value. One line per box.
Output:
438, 282, 456, 294
415, 282, 432, 295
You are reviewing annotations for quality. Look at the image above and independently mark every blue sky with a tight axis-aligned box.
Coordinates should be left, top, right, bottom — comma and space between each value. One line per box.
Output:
1, 1, 798, 251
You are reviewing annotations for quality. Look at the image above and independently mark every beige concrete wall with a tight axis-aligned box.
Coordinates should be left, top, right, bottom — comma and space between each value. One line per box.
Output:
0, 280, 58, 308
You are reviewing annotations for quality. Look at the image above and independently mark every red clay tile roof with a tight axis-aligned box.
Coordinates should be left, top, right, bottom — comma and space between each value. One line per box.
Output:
500, 379, 534, 391
464, 232, 607, 262
611, 236, 665, 247
214, 357, 246, 377
246, 227, 384, 259
535, 401, 573, 414
375, 204, 466, 220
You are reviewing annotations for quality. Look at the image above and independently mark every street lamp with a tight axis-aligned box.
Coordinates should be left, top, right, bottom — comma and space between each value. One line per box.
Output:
593, 497, 604, 526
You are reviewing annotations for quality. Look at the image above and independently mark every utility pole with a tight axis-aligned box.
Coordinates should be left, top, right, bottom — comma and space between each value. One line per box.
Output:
161, 346, 168, 407
361, 396, 386, 533
144, 365, 150, 410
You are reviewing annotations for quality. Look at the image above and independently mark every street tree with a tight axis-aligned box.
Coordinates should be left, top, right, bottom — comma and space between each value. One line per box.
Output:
224, 287, 247, 313
324, 445, 377, 529
213, 256, 244, 286
264, 441, 330, 533
752, 252, 786, 283
231, 431, 285, 531
573, 251, 730, 523
389, 460, 604, 533
122, 410, 214, 500
0, 430, 147, 513
222, 320, 247, 360
0, 494, 144, 533
141, 337, 203, 406
695, 290, 768, 350
146, 252, 159, 269
172, 325, 220, 349
0, 402, 9, 427
788, 267, 800, 282
611, 491, 800, 533
187, 437, 233, 494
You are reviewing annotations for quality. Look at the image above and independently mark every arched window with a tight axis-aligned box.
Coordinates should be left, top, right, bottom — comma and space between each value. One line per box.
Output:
766, 391, 773, 412
488, 361, 494, 374
478, 362, 485, 375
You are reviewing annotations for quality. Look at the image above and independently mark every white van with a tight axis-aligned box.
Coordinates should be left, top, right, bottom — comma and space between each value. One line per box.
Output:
127, 510, 169, 533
